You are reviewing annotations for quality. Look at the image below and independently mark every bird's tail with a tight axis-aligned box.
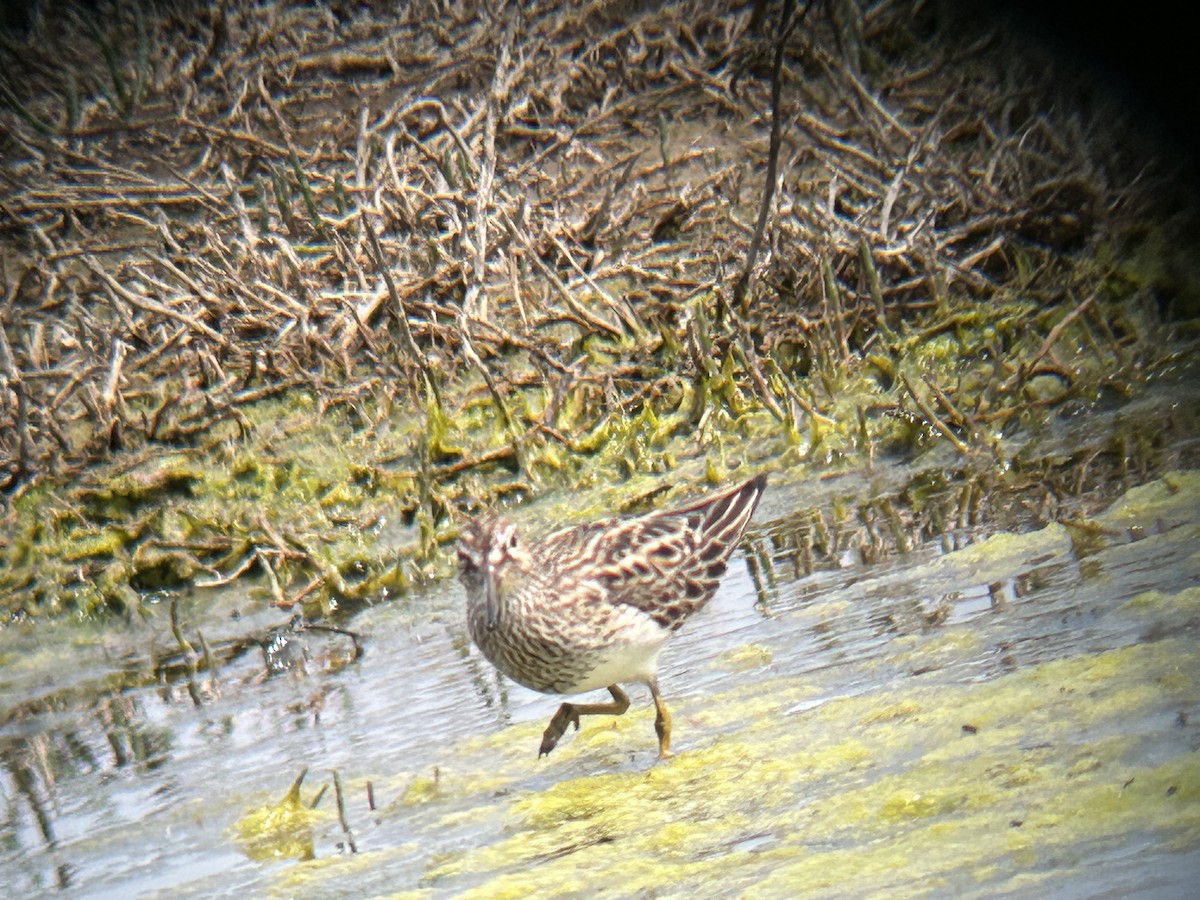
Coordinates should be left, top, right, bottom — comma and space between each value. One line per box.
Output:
679, 474, 767, 564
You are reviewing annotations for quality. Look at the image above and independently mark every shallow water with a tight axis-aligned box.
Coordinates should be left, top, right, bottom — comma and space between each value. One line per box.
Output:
2, 465, 1199, 897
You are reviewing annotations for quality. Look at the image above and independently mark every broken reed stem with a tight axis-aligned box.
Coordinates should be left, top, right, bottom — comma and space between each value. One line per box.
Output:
923, 374, 969, 430
194, 547, 259, 589
169, 594, 195, 657
197, 629, 216, 674
547, 232, 645, 337
857, 404, 873, 470
900, 371, 970, 454
820, 253, 850, 363
0, 74, 58, 138
332, 769, 358, 854
731, 336, 786, 422
1002, 293, 1096, 392
256, 72, 326, 237
499, 210, 624, 338
360, 211, 442, 411
83, 256, 229, 347
466, 14, 517, 318
456, 308, 528, 476
0, 323, 32, 485
857, 236, 895, 342
762, 354, 835, 425
734, 0, 807, 311
101, 335, 127, 411
260, 549, 288, 608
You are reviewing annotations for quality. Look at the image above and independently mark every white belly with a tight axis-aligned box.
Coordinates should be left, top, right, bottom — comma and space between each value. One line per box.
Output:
564, 615, 667, 692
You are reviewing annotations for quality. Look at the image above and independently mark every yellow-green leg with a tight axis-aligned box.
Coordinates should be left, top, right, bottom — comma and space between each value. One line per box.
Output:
539, 685, 631, 757
648, 677, 673, 758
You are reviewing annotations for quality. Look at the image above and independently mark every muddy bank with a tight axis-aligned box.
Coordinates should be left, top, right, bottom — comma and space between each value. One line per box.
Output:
2, 0, 1199, 623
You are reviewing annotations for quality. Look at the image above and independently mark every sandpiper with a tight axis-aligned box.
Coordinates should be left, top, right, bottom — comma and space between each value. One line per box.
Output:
457, 475, 766, 758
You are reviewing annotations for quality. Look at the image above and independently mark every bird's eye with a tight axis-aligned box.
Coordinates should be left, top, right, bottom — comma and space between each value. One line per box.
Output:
507, 532, 518, 549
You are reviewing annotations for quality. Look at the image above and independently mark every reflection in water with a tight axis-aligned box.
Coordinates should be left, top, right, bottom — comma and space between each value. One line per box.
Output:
452, 619, 514, 726
1, 687, 174, 892
99, 693, 172, 771
5, 734, 73, 890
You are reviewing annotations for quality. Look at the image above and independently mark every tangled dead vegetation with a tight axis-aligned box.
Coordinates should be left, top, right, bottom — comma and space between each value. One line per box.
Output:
0, 0, 1195, 617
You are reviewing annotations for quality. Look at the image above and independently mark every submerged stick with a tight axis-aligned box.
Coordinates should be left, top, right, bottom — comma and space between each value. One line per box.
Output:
331, 769, 358, 854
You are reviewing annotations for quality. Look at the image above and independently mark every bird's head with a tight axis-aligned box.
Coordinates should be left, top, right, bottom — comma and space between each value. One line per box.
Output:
457, 516, 528, 629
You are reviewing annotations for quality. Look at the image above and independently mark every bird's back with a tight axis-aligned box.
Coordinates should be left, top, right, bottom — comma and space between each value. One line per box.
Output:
541, 474, 767, 631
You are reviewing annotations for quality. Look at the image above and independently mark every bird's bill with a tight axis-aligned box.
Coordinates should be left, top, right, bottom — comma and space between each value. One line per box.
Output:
485, 562, 499, 629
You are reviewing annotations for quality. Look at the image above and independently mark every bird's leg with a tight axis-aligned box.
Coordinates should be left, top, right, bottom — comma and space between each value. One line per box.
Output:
539, 685, 630, 757
648, 677, 673, 758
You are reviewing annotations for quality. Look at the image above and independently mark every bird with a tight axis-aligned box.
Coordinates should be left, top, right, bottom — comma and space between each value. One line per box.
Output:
456, 474, 767, 759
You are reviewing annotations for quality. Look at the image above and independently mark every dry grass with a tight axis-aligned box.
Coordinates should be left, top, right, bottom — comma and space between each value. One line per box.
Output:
0, 0, 1194, 615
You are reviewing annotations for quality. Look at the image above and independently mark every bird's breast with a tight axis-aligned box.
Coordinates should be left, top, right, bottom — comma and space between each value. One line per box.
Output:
467, 583, 670, 694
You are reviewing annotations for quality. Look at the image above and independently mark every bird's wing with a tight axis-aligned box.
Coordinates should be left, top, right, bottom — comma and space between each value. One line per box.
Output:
542, 476, 766, 631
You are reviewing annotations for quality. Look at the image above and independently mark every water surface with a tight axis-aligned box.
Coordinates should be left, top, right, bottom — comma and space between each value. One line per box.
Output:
2, 466, 1198, 898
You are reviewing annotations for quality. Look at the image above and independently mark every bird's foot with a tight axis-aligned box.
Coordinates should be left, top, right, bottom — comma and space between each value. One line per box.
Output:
538, 704, 579, 757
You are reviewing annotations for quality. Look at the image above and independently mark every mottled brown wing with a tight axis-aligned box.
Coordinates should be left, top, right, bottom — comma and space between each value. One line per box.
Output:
546, 476, 767, 631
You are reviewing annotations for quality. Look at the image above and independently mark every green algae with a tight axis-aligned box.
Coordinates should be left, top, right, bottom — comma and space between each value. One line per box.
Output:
1121, 585, 1200, 621
233, 768, 329, 862
323, 628, 1195, 898
902, 521, 1073, 593
243, 592, 1183, 897
753, 744, 1199, 895
1094, 470, 1200, 531
3, 283, 1195, 622
232, 460, 1200, 897
714, 642, 774, 672
60, 526, 129, 562
393, 766, 511, 809
483, 636, 1194, 894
